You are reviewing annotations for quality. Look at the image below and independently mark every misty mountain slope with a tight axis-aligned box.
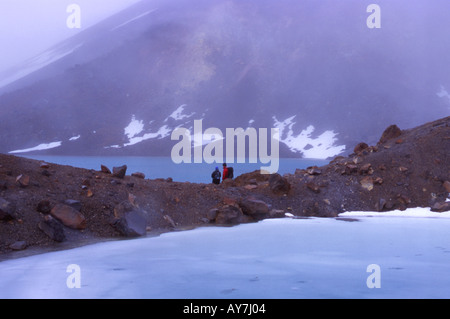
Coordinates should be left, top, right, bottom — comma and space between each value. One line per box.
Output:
0, 0, 449, 157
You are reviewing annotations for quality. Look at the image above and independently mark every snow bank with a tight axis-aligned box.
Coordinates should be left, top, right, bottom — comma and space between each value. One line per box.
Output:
339, 207, 450, 218
0, 207, 449, 299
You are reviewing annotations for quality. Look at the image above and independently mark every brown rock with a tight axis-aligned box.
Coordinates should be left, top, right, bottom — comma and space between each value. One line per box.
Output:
40, 162, 50, 169
374, 177, 384, 185
50, 204, 86, 230
269, 173, 291, 194
306, 166, 322, 175
354, 142, 369, 153
131, 172, 145, 179
378, 124, 402, 144
443, 181, 450, 193
306, 181, 320, 193
16, 174, 30, 187
112, 165, 127, 178
215, 205, 245, 225
163, 215, 177, 228
207, 208, 219, 222
343, 164, 358, 175
100, 165, 111, 174
359, 163, 372, 175
431, 202, 450, 212
360, 176, 374, 191
239, 197, 270, 220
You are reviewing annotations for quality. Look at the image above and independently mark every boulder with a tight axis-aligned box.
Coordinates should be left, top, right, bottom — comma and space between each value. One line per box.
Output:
9, 241, 27, 251
16, 174, 30, 188
354, 142, 369, 154
38, 215, 66, 242
112, 165, 127, 178
100, 165, 111, 174
112, 201, 147, 237
239, 197, 270, 220
431, 201, 450, 213
0, 197, 16, 221
378, 124, 402, 144
207, 208, 219, 221
113, 210, 147, 237
215, 205, 245, 225
50, 204, 86, 230
269, 173, 291, 194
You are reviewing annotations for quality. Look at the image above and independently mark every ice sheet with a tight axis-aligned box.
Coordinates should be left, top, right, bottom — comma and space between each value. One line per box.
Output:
0, 208, 449, 299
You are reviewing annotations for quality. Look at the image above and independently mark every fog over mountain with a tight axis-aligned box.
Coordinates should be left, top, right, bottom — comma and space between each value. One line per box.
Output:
1, 0, 449, 159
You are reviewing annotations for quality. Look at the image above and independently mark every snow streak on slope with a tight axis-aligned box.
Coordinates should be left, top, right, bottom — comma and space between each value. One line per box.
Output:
111, 9, 158, 31
106, 105, 196, 149
0, 43, 84, 89
273, 116, 346, 159
8, 142, 62, 154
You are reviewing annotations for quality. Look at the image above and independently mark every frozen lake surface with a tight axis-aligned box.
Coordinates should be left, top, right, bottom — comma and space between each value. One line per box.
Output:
0, 208, 449, 299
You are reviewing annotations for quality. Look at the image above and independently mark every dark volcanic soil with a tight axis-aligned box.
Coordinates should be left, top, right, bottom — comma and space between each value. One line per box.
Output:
1, 116, 449, 258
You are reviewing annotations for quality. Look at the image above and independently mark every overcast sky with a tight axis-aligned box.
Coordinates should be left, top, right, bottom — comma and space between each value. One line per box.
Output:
0, 0, 142, 73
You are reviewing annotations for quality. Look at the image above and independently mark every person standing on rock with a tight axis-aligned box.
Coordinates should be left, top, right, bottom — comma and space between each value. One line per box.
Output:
211, 167, 221, 184
222, 163, 229, 182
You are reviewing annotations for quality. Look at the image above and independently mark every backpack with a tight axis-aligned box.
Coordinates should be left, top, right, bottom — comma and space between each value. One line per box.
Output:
212, 170, 221, 180
227, 167, 234, 179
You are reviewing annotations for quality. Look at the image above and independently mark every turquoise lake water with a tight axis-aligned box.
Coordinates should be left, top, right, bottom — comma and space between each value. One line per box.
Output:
21, 155, 328, 183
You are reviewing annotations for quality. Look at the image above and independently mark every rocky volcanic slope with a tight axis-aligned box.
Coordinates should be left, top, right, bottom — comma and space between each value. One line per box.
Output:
0, 116, 449, 257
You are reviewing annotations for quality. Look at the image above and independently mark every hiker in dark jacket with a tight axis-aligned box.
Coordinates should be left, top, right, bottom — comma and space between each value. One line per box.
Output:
211, 167, 221, 184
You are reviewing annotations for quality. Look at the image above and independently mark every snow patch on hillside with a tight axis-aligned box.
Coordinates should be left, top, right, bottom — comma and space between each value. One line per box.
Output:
273, 115, 346, 159
124, 115, 144, 139
165, 104, 195, 122
8, 141, 62, 154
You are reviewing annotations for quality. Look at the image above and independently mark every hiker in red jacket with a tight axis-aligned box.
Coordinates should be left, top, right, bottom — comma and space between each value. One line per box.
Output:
222, 163, 229, 182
